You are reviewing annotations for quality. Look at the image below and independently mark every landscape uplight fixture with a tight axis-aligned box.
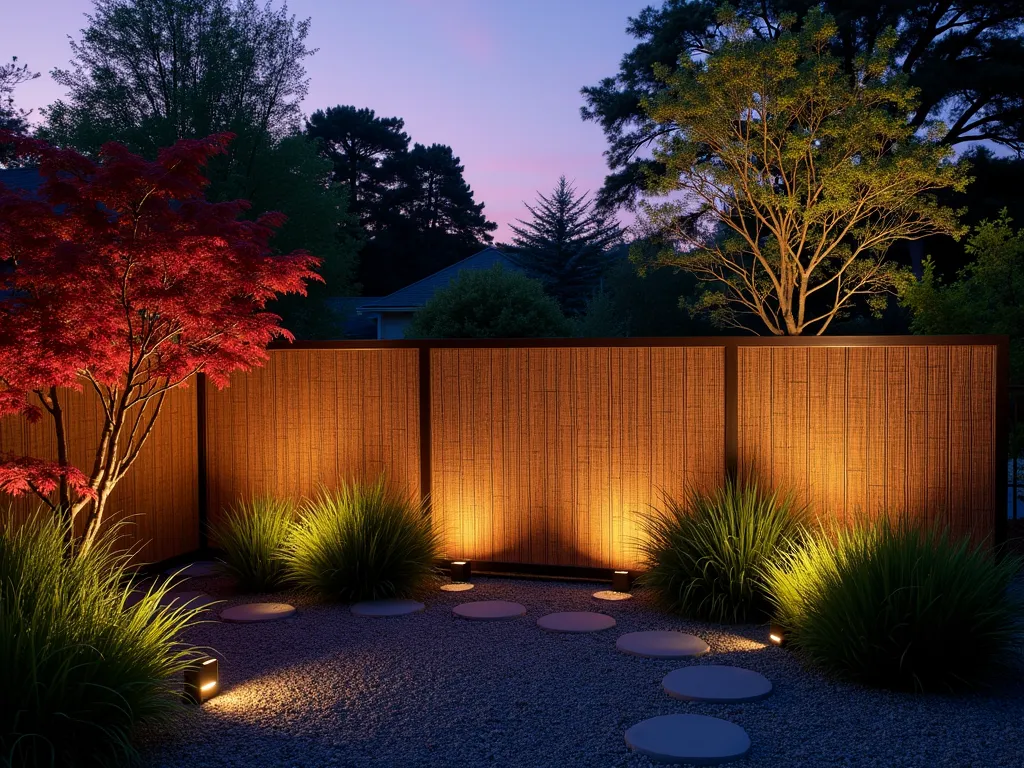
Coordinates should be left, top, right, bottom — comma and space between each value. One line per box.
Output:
768, 622, 786, 647
611, 570, 632, 593
184, 657, 219, 704
450, 560, 471, 583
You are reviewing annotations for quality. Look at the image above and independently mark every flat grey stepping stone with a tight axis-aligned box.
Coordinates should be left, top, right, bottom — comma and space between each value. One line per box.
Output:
452, 600, 526, 621
593, 590, 632, 601
440, 583, 475, 592
537, 611, 616, 633
220, 602, 295, 623
351, 599, 425, 617
625, 714, 751, 765
157, 591, 215, 610
616, 630, 710, 658
663, 665, 773, 703
164, 561, 219, 578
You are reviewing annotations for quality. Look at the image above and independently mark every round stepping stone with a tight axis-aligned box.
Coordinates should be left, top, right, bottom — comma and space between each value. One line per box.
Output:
537, 611, 616, 633
593, 590, 632, 601
663, 665, 773, 703
616, 630, 710, 658
440, 583, 475, 592
164, 561, 219, 578
220, 602, 295, 623
625, 714, 751, 765
351, 599, 425, 617
452, 600, 526, 621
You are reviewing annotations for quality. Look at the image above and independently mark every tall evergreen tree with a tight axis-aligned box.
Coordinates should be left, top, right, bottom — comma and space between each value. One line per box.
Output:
508, 176, 623, 313
308, 110, 497, 295
305, 105, 409, 228
361, 143, 496, 292
386, 144, 495, 249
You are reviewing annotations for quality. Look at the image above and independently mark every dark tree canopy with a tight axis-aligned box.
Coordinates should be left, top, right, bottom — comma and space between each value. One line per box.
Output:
901, 213, 1024, 387
0, 57, 38, 136
305, 105, 409, 227
582, 0, 1024, 211
364, 143, 496, 293
0, 57, 39, 163
508, 176, 623, 314
242, 136, 362, 339
585, 244, 721, 337
406, 265, 570, 339
36, 0, 363, 339
386, 143, 495, 245
308, 107, 497, 295
914, 147, 1024, 279
42, 0, 314, 182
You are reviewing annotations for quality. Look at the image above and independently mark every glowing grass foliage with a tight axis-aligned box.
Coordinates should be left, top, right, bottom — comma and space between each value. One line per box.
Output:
765, 515, 1023, 691
286, 479, 440, 601
638, 478, 805, 622
1, 513, 205, 767
210, 497, 295, 592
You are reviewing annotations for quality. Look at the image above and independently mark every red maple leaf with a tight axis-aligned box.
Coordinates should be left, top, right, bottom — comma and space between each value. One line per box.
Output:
0, 131, 321, 552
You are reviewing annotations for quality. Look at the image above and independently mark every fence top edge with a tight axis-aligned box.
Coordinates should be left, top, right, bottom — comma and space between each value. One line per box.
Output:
269, 334, 1009, 351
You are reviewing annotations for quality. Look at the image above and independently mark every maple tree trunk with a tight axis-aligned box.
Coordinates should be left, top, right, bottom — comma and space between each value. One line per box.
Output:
49, 388, 75, 530
79, 490, 111, 556
77, 411, 122, 557
76, 390, 168, 557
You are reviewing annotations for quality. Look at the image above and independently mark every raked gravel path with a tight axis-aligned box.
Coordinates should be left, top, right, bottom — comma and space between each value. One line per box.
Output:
137, 575, 1024, 768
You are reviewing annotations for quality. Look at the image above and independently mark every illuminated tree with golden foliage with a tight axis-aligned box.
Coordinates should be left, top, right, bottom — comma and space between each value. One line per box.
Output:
638, 8, 967, 335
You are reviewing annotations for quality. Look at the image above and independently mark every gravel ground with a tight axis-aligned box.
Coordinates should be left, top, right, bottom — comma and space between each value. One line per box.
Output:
137, 574, 1024, 768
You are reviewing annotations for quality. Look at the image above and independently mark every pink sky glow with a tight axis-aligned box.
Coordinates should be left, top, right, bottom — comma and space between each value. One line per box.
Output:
1, 0, 651, 241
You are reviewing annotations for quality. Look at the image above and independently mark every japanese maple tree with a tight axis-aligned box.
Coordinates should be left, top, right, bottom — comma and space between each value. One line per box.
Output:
0, 132, 320, 554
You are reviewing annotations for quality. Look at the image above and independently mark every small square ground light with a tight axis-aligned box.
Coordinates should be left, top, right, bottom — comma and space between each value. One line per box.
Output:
184, 657, 219, 704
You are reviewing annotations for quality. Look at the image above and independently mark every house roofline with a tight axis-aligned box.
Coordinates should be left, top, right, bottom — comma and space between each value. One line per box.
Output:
356, 305, 420, 314
355, 245, 507, 312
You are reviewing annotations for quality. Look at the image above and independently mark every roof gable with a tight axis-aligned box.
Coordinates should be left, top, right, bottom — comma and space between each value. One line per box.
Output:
358, 247, 519, 312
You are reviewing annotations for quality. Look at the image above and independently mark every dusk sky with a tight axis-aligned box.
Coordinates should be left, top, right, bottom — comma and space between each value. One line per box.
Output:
1, 0, 653, 241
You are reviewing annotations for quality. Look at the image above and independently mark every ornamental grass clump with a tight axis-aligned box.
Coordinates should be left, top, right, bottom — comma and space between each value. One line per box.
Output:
765, 515, 1023, 692
210, 497, 295, 592
637, 478, 805, 622
286, 479, 440, 601
1, 513, 205, 768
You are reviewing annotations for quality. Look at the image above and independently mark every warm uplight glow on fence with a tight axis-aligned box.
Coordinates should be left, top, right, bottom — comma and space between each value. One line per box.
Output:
0, 339, 1002, 575
428, 345, 727, 572
184, 657, 220, 704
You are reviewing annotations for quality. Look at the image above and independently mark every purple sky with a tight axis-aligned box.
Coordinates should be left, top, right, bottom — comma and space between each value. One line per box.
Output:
2, 0, 652, 241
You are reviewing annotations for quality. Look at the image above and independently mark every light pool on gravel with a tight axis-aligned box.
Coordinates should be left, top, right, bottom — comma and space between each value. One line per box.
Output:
137, 574, 1024, 768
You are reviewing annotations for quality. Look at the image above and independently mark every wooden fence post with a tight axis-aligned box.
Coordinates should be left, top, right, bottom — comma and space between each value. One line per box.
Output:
995, 335, 1010, 547
418, 346, 432, 514
196, 372, 209, 550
